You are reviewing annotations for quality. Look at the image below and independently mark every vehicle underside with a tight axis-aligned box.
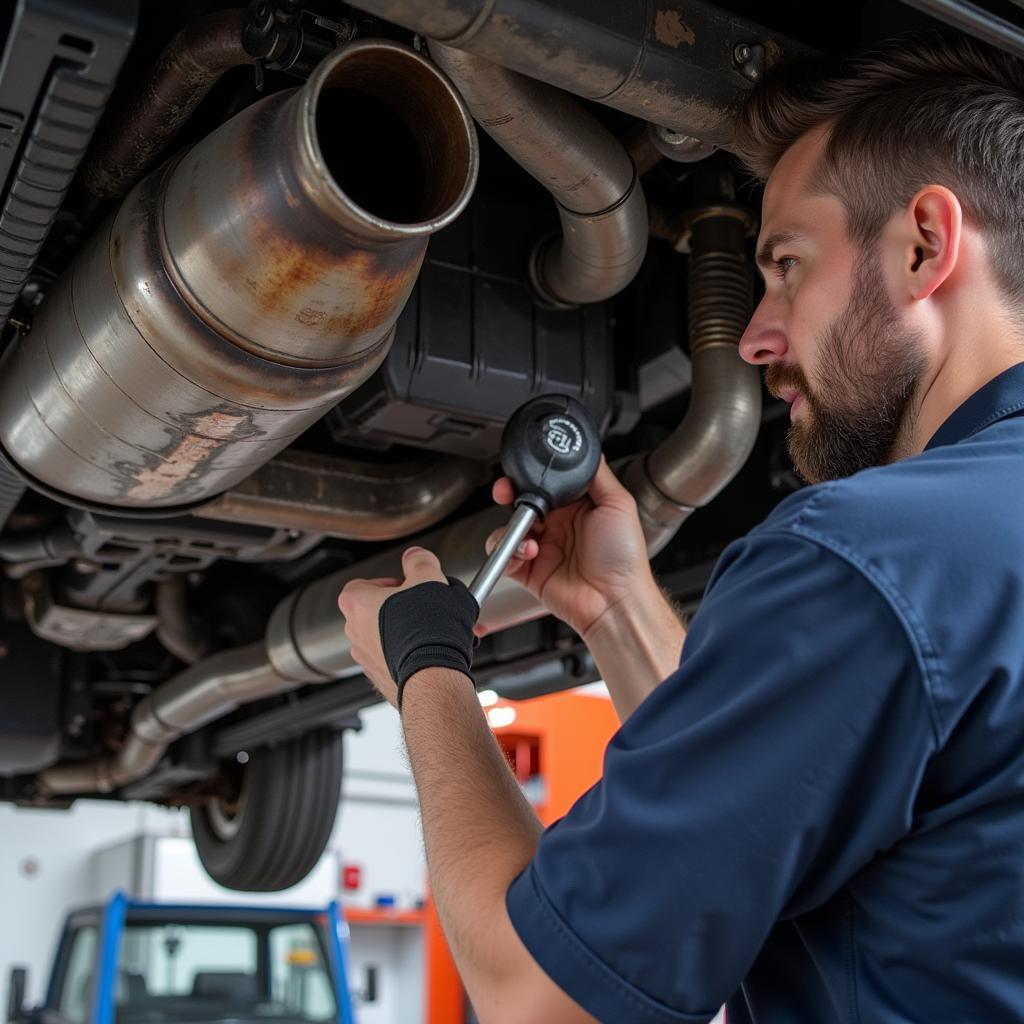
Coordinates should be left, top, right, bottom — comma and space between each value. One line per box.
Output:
0, 0, 1016, 891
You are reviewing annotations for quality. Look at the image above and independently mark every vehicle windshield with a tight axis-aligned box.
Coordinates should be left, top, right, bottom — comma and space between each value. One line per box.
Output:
114, 918, 338, 1024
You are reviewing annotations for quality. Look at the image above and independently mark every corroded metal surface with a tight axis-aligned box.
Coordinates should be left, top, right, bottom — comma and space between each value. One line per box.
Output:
353, 0, 798, 146
196, 450, 485, 541
0, 39, 478, 508
83, 8, 255, 200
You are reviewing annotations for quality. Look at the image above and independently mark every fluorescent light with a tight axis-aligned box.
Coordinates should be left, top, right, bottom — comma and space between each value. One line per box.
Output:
487, 706, 517, 728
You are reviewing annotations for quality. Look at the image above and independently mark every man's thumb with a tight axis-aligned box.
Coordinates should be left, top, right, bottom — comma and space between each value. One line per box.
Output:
400, 546, 446, 586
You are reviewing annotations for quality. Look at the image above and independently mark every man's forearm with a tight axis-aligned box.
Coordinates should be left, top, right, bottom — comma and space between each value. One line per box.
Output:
583, 579, 686, 721
401, 668, 542, 1009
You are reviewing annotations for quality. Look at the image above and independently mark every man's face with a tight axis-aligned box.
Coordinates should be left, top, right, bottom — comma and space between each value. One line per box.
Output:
739, 129, 927, 484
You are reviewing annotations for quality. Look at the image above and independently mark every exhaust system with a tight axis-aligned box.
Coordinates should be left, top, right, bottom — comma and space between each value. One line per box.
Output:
39, 506, 524, 793
38, 202, 760, 796
0, 39, 478, 509
33, 32, 759, 798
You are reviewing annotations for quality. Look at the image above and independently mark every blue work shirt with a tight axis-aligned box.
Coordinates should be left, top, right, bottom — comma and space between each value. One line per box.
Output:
506, 363, 1024, 1022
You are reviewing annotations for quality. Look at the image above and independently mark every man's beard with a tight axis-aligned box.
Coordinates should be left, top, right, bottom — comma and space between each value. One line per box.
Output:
765, 257, 927, 484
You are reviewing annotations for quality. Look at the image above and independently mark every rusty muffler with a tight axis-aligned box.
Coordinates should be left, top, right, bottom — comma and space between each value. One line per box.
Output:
0, 40, 478, 508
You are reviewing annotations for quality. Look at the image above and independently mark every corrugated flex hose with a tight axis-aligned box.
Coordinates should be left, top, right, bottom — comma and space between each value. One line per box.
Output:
0, 449, 25, 531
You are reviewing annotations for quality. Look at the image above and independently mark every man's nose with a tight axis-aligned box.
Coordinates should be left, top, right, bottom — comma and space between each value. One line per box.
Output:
739, 296, 789, 365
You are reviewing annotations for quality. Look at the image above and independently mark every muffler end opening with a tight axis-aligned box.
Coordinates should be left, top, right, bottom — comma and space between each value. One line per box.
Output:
312, 43, 477, 232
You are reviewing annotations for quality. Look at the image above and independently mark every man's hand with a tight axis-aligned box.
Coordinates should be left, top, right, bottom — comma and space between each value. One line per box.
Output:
483, 455, 653, 640
337, 546, 447, 705
487, 454, 686, 721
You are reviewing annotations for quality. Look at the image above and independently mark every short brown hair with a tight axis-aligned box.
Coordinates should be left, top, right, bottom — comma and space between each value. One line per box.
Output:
734, 33, 1024, 314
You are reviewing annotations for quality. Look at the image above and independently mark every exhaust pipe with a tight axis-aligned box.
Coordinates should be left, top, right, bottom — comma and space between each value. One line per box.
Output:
39, 644, 288, 792
0, 40, 478, 509
624, 207, 761, 553
429, 43, 647, 307
82, 7, 257, 201
195, 450, 486, 542
348, 0, 796, 146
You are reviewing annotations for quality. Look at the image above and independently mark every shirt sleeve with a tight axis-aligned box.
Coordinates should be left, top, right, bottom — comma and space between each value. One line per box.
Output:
506, 528, 939, 1023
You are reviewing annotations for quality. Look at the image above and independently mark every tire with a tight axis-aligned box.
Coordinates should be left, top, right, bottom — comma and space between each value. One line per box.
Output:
190, 729, 344, 892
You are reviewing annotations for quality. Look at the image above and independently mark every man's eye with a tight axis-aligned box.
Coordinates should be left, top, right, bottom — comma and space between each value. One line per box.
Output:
773, 256, 798, 279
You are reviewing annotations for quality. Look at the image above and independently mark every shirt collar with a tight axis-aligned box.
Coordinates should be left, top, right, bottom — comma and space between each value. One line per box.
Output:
924, 362, 1024, 452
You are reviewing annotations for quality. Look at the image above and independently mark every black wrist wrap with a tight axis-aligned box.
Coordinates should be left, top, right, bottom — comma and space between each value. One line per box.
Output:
378, 577, 480, 709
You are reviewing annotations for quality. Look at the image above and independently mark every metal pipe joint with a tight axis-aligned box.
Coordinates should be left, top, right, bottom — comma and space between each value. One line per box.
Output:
429, 41, 647, 307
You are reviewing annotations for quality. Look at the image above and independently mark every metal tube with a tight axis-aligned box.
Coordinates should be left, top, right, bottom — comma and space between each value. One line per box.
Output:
624, 345, 762, 553
356, 0, 795, 146
468, 504, 536, 607
624, 208, 761, 553
195, 451, 484, 541
40, 644, 288, 793
0, 525, 77, 564
430, 42, 647, 307
430, 43, 634, 214
898, 0, 1024, 61
265, 505, 538, 682
83, 8, 256, 200
155, 577, 210, 665
36, 505, 539, 795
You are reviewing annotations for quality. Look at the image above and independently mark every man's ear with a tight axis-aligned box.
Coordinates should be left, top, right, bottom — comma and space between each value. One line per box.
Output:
904, 185, 963, 301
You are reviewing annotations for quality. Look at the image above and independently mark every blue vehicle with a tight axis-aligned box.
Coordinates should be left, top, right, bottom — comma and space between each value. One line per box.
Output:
6, 893, 356, 1024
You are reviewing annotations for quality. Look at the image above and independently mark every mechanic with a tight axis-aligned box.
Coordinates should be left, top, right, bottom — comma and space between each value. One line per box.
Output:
338, 33, 1024, 1023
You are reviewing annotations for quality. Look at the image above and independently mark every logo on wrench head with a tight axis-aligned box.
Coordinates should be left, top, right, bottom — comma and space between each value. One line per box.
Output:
543, 416, 583, 456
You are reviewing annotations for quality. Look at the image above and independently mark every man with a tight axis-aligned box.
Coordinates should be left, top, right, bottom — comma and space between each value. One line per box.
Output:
339, 33, 1024, 1022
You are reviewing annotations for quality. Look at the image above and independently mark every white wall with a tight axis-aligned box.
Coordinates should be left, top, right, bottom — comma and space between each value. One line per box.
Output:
335, 703, 425, 911
0, 800, 186, 1010
334, 705, 426, 1024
